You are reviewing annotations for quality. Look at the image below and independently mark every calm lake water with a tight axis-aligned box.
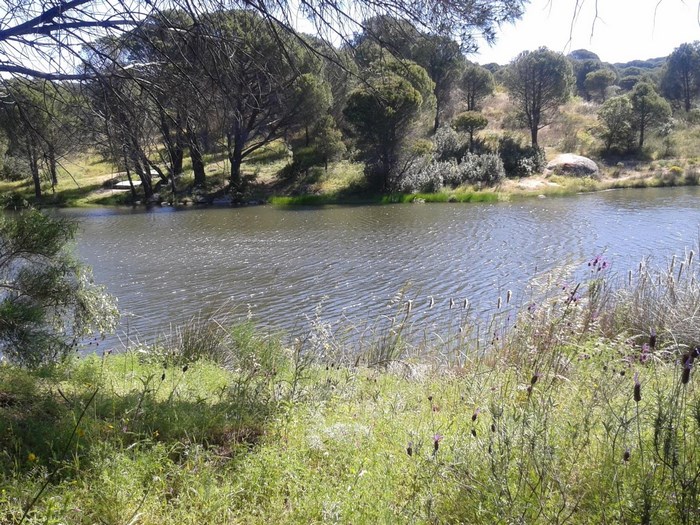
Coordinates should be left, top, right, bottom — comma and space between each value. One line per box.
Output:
61, 187, 700, 350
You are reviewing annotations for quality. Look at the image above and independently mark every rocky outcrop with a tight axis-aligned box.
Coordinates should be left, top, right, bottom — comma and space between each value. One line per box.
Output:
545, 154, 599, 177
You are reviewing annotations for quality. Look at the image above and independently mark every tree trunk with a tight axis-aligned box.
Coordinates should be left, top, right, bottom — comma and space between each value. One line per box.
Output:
187, 123, 206, 188
227, 130, 246, 192
28, 148, 41, 201
160, 110, 184, 177
128, 141, 153, 201
48, 144, 58, 189
433, 99, 441, 133
638, 122, 645, 149
530, 126, 539, 148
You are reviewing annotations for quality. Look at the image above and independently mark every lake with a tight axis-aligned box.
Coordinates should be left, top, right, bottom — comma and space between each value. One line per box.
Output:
62, 186, 700, 350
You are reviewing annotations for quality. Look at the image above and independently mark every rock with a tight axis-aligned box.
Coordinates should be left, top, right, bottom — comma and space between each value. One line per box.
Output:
545, 154, 599, 177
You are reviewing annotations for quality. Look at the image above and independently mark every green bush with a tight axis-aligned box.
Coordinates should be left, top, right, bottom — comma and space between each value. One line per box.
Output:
1, 155, 29, 181
0, 210, 118, 367
498, 135, 546, 177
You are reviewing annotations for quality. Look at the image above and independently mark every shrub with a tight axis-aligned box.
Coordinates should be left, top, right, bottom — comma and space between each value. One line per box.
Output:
459, 153, 506, 185
0, 210, 118, 367
498, 135, 546, 177
1, 156, 29, 181
399, 157, 450, 193
434, 126, 468, 161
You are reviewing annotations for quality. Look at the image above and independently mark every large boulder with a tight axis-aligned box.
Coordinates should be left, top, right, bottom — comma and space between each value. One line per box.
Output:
545, 154, 599, 177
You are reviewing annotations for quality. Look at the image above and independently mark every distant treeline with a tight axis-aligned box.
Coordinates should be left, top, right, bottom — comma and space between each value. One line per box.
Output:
0, 10, 698, 201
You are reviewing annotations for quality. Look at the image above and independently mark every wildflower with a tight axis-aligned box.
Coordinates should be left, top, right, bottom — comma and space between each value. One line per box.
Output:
640, 343, 651, 364
27, 452, 37, 463
76, 428, 85, 438
427, 395, 433, 403
634, 373, 641, 403
433, 433, 443, 454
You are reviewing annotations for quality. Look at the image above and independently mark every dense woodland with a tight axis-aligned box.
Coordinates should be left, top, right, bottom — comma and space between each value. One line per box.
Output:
1, 5, 699, 204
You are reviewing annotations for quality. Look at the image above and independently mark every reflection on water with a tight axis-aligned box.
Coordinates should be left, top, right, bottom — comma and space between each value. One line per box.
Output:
61, 186, 700, 349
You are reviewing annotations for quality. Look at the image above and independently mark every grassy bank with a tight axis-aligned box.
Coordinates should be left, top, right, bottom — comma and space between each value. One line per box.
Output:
3, 256, 700, 523
3, 146, 700, 210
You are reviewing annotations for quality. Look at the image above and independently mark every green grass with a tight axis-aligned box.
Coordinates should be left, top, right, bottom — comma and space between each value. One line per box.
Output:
2, 337, 698, 523
269, 193, 381, 206
381, 191, 500, 204
4, 257, 700, 523
269, 191, 500, 207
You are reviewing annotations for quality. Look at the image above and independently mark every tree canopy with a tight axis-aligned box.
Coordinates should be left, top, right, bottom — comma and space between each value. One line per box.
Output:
0, 0, 526, 80
505, 47, 572, 148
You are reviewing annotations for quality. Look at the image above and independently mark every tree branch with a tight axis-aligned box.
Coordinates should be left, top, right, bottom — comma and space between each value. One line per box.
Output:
0, 63, 90, 80
0, 0, 94, 40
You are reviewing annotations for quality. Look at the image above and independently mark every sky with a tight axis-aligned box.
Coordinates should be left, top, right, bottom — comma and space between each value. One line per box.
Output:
473, 0, 700, 64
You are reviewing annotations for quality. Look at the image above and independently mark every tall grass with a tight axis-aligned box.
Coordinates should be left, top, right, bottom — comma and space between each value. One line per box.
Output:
3, 254, 700, 523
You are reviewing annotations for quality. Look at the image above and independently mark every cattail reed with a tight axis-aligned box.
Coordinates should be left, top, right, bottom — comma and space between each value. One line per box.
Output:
689, 250, 695, 266
649, 329, 656, 350
623, 448, 631, 462
449, 298, 454, 309
680, 349, 698, 384
506, 290, 512, 304
628, 269, 633, 286
428, 296, 434, 309
406, 300, 412, 313
530, 373, 540, 386
406, 442, 413, 457
634, 372, 641, 402
463, 298, 468, 309
497, 296, 502, 309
